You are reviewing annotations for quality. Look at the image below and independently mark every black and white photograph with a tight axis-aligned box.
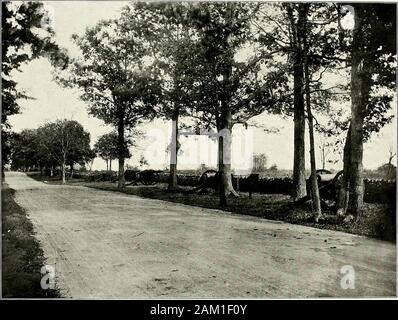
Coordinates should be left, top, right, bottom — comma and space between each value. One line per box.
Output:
1, 0, 396, 302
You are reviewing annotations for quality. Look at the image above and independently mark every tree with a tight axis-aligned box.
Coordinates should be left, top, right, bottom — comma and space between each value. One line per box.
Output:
94, 132, 130, 172
10, 129, 39, 171
376, 163, 396, 180
183, 2, 289, 205
123, 3, 198, 191
36, 120, 93, 184
255, 3, 350, 203
253, 153, 268, 172
66, 131, 95, 178
341, 4, 396, 217
302, 15, 321, 220
139, 155, 148, 168
57, 17, 159, 188
285, 4, 308, 202
1, 1, 67, 174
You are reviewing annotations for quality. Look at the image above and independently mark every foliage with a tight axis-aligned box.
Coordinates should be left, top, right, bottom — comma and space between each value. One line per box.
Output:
94, 132, 130, 163
10, 129, 40, 170
168, 2, 291, 130
2, 1, 67, 165
36, 120, 94, 169
253, 153, 268, 172
57, 17, 159, 131
122, 3, 198, 121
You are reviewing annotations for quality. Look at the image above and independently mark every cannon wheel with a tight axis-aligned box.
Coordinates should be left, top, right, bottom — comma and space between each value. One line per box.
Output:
316, 169, 332, 175
331, 170, 344, 201
199, 169, 218, 184
141, 171, 159, 185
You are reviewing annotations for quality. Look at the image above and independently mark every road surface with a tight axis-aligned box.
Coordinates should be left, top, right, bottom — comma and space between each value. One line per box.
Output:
4, 172, 396, 298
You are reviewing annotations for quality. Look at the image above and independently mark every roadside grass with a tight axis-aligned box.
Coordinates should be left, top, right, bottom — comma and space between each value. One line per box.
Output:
1, 183, 60, 298
27, 172, 396, 242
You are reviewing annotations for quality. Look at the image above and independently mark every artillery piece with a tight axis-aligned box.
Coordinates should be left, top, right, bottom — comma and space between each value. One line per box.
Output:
184, 170, 259, 196
184, 170, 219, 194
123, 169, 163, 186
297, 169, 344, 205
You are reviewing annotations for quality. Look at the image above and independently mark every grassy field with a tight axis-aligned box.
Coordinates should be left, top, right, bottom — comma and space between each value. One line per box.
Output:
27, 172, 396, 242
1, 184, 60, 298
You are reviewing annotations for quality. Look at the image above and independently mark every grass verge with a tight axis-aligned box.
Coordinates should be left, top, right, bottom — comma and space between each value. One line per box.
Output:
1, 183, 60, 298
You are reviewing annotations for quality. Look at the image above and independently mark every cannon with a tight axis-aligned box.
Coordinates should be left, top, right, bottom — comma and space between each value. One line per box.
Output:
183, 169, 219, 194
298, 169, 343, 204
123, 169, 162, 185
184, 170, 259, 196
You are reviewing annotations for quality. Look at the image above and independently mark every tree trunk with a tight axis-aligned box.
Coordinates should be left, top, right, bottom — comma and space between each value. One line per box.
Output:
69, 164, 74, 179
303, 10, 321, 221
117, 114, 125, 189
168, 110, 179, 191
106, 159, 108, 172
109, 159, 112, 172
321, 146, 326, 170
349, 6, 367, 218
61, 162, 66, 184
292, 18, 307, 202
218, 135, 227, 207
336, 125, 351, 216
216, 2, 239, 206
217, 110, 239, 205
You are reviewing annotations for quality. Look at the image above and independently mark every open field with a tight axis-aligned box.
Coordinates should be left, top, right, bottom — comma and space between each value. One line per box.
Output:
5, 172, 396, 298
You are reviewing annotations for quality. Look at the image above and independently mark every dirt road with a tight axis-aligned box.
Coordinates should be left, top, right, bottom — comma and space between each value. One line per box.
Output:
4, 172, 396, 298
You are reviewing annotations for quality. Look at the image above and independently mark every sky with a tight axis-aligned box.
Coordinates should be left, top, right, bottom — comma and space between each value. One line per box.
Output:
8, 1, 397, 171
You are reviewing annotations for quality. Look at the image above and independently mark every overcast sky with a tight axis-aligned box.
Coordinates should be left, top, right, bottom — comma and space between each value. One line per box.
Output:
9, 1, 397, 171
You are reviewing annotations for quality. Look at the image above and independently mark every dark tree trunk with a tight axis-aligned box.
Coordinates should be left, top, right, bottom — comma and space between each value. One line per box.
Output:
303, 7, 321, 221
290, 7, 307, 202
349, 6, 368, 218
106, 159, 108, 172
218, 135, 227, 207
168, 110, 179, 191
217, 110, 238, 205
109, 159, 112, 172
69, 164, 74, 179
216, 2, 238, 207
61, 162, 66, 184
117, 114, 125, 189
337, 125, 351, 216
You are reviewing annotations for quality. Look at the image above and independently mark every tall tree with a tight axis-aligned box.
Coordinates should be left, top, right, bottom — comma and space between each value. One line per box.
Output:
36, 120, 93, 184
301, 4, 322, 220
285, 4, 307, 202
57, 18, 159, 188
255, 3, 351, 206
94, 132, 130, 172
124, 3, 198, 191
10, 129, 39, 171
347, 4, 396, 217
1, 1, 67, 174
185, 2, 289, 205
